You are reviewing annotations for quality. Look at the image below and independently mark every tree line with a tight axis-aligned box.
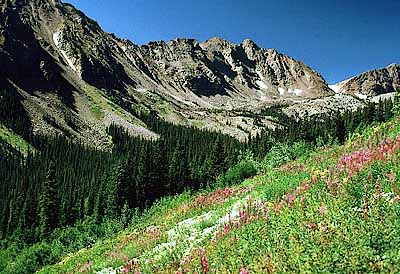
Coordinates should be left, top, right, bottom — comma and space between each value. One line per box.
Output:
0, 87, 398, 241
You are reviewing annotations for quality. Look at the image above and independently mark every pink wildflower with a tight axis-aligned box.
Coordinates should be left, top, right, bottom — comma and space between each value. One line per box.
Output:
224, 223, 231, 231
198, 248, 205, 257
240, 210, 250, 223
240, 268, 249, 274
392, 195, 400, 203
180, 255, 191, 266
285, 192, 296, 206
201, 254, 209, 273
263, 208, 270, 221
308, 222, 316, 230
319, 203, 326, 215
302, 183, 310, 192
274, 200, 283, 214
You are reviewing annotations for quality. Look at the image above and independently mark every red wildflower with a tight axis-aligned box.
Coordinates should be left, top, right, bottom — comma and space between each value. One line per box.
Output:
307, 222, 316, 230
240, 210, 250, 223
201, 254, 209, 273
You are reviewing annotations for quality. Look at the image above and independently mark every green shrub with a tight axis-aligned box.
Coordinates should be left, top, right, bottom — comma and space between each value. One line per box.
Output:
0, 219, 126, 274
217, 152, 258, 187
261, 141, 312, 169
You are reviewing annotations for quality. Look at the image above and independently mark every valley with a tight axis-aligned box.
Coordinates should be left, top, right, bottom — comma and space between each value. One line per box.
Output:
0, 0, 399, 273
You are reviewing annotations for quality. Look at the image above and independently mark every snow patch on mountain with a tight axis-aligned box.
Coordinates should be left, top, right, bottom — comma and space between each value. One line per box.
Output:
256, 71, 269, 90
355, 93, 368, 100
256, 80, 269, 90
329, 84, 340, 93
53, 31, 78, 72
329, 77, 356, 93
288, 88, 303, 96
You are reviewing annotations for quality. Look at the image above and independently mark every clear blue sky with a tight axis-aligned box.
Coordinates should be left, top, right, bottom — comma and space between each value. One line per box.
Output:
64, 0, 399, 84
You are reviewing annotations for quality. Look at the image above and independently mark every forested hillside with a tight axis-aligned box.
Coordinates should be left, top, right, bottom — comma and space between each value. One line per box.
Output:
1, 0, 399, 273
0, 90, 399, 273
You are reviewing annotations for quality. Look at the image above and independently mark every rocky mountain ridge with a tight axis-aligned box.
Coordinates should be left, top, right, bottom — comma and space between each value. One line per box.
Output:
330, 64, 400, 99
0, 0, 398, 144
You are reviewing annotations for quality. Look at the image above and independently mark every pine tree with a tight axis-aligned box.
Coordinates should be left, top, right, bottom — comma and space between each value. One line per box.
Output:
94, 172, 109, 222
104, 160, 131, 220
120, 202, 130, 227
202, 137, 226, 185
38, 162, 59, 238
169, 141, 187, 192
104, 163, 122, 220
335, 114, 346, 144
393, 88, 400, 115
134, 147, 147, 207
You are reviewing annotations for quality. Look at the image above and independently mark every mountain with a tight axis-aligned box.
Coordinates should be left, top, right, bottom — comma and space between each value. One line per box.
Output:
0, 0, 398, 144
329, 64, 400, 99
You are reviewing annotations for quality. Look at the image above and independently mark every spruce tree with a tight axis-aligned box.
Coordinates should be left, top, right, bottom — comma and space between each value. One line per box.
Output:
104, 163, 121, 220
38, 162, 59, 238
169, 141, 187, 192
94, 172, 109, 222
393, 88, 400, 115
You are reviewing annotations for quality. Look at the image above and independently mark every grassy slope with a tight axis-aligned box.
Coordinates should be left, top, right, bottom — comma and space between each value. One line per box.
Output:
82, 84, 145, 127
38, 117, 400, 274
0, 124, 34, 155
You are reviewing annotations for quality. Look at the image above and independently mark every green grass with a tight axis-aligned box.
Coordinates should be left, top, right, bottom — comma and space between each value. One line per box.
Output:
191, 120, 205, 129
156, 101, 173, 116
0, 125, 35, 155
90, 105, 105, 120
82, 84, 144, 126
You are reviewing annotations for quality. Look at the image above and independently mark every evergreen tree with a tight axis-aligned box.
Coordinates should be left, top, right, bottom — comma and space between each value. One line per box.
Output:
93, 173, 109, 223
335, 114, 346, 144
393, 89, 400, 115
104, 162, 123, 220
38, 162, 59, 238
169, 141, 187, 192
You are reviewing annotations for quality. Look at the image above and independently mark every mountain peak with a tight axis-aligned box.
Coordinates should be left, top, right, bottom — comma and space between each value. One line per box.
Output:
200, 37, 234, 50
387, 63, 399, 70
331, 64, 400, 97
241, 39, 259, 50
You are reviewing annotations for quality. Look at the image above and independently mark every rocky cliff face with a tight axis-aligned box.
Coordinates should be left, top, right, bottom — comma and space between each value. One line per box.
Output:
124, 36, 333, 103
330, 64, 400, 98
0, 0, 396, 142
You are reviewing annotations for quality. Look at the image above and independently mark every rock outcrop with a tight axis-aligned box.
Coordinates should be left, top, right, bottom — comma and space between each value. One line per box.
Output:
330, 64, 400, 98
0, 0, 397, 142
